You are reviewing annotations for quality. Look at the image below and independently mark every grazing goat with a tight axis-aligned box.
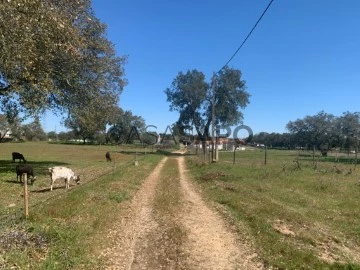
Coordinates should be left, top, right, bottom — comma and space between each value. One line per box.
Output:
12, 152, 26, 163
48, 166, 80, 191
16, 164, 36, 184
105, 151, 112, 162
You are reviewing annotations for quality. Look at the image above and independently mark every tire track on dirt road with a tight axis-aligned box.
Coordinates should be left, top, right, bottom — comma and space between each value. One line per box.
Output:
177, 156, 262, 270
100, 153, 262, 269
100, 157, 168, 269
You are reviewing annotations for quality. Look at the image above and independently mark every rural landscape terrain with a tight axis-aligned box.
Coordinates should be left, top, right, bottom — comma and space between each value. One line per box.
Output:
0, 142, 359, 269
1, 1, 360, 269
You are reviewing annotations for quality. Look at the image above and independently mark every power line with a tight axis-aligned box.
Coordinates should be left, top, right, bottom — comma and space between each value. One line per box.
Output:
220, 0, 275, 71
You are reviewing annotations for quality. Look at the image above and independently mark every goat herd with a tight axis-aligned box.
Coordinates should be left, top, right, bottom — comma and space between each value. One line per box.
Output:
11, 151, 112, 191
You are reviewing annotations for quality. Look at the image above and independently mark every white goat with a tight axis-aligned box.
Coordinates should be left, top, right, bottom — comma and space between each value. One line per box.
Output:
48, 166, 80, 191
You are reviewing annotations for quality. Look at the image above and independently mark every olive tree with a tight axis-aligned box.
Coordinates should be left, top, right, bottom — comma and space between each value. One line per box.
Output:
107, 110, 146, 144
165, 67, 249, 152
0, 0, 126, 121
287, 111, 335, 155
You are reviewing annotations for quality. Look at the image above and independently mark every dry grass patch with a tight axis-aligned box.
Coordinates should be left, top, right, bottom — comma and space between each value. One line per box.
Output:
186, 149, 360, 269
150, 157, 188, 269
0, 142, 165, 269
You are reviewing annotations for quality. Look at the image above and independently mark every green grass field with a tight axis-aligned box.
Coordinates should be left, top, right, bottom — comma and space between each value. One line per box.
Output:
0, 141, 163, 269
186, 147, 360, 269
1, 142, 359, 269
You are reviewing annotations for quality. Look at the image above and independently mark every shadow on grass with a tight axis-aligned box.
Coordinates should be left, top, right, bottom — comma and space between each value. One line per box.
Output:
156, 149, 194, 156
4, 180, 23, 185
5, 179, 37, 185
31, 186, 64, 193
117, 149, 195, 157
0, 160, 69, 176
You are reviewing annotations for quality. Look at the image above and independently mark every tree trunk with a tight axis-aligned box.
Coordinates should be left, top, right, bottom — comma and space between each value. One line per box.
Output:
104, 131, 110, 144
201, 138, 207, 155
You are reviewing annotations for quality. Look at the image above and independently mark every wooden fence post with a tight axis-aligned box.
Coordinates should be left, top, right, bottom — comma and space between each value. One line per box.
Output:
313, 145, 315, 165
134, 152, 138, 166
23, 173, 29, 218
264, 146, 267, 165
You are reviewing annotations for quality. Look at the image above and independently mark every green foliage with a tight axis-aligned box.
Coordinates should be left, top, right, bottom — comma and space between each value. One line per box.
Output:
57, 131, 77, 142
47, 131, 57, 141
0, 114, 23, 141
165, 67, 249, 139
253, 131, 292, 149
287, 111, 335, 149
287, 111, 360, 151
65, 100, 111, 143
0, 0, 126, 121
214, 67, 249, 125
22, 116, 47, 141
107, 109, 146, 144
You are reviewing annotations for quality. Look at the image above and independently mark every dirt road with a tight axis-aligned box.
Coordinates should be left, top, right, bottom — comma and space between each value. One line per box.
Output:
100, 152, 262, 269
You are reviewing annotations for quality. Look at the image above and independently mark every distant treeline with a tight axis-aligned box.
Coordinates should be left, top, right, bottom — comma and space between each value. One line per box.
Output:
253, 111, 360, 152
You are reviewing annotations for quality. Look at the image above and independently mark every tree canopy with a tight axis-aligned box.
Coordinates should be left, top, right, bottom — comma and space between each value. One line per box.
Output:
107, 109, 146, 144
22, 116, 47, 141
64, 97, 119, 144
165, 67, 249, 140
0, 0, 126, 121
287, 111, 335, 149
252, 132, 292, 149
286, 111, 360, 154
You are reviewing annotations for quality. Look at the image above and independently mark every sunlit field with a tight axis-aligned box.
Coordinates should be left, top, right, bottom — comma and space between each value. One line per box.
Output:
0, 141, 164, 269
186, 146, 360, 269
1, 142, 359, 269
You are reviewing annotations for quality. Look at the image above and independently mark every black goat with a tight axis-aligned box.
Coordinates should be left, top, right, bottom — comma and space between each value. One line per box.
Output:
12, 152, 26, 163
105, 152, 112, 162
16, 164, 36, 184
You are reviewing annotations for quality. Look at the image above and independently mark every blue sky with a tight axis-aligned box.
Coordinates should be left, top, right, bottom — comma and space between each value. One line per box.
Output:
42, 0, 360, 136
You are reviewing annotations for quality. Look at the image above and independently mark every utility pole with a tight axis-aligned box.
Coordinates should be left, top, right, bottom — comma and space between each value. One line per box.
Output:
211, 72, 218, 162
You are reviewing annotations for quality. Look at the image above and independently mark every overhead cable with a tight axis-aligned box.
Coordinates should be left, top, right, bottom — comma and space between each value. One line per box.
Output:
220, 0, 275, 71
